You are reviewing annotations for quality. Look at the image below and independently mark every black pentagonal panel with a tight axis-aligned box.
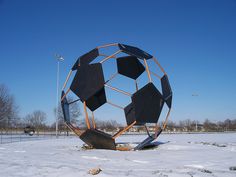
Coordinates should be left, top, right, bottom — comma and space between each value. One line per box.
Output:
132, 83, 164, 123
165, 95, 172, 109
71, 48, 99, 70
61, 91, 70, 123
80, 48, 99, 65
86, 88, 107, 111
124, 103, 136, 125
80, 129, 116, 150
117, 56, 145, 80
124, 103, 144, 126
72, 59, 79, 71
70, 63, 105, 102
118, 43, 153, 59
161, 75, 172, 108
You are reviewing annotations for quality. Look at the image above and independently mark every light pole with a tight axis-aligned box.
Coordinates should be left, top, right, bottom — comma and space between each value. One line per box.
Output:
192, 93, 199, 131
55, 54, 64, 138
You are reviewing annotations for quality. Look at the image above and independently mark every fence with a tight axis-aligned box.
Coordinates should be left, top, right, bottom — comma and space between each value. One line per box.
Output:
0, 128, 73, 144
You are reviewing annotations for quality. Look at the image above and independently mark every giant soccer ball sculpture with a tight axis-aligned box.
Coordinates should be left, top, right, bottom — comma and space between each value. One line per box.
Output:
61, 43, 172, 150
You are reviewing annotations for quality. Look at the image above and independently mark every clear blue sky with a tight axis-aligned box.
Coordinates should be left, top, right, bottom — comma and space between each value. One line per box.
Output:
0, 0, 236, 124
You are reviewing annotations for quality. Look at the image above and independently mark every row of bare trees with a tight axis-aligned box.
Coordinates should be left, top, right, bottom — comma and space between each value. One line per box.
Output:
23, 111, 47, 134
165, 119, 236, 132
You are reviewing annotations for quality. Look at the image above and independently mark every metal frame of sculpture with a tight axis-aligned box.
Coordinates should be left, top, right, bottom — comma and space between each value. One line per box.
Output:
61, 43, 172, 150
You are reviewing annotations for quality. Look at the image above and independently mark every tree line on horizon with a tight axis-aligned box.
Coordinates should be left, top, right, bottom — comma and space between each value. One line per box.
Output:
1, 84, 236, 133
164, 119, 236, 132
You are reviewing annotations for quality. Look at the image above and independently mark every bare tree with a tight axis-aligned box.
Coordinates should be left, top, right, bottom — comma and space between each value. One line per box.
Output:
53, 96, 81, 133
203, 119, 218, 131
0, 84, 18, 129
24, 110, 47, 134
166, 121, 176, 131
76, 118, 121, 132
96, 119, 121, 131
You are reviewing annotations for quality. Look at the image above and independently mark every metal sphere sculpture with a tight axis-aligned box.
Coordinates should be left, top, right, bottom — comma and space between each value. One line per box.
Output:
61, 43, 172, 150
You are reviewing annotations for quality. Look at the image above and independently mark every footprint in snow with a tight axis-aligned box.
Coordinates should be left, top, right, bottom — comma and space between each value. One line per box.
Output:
14, 150, 26, 153
82, 155, 109, 161
132, 160, 149, 164
184, 164, 204, 169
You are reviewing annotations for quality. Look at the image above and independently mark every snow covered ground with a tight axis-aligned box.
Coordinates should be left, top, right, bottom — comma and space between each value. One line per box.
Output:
0, 133, 235, 177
